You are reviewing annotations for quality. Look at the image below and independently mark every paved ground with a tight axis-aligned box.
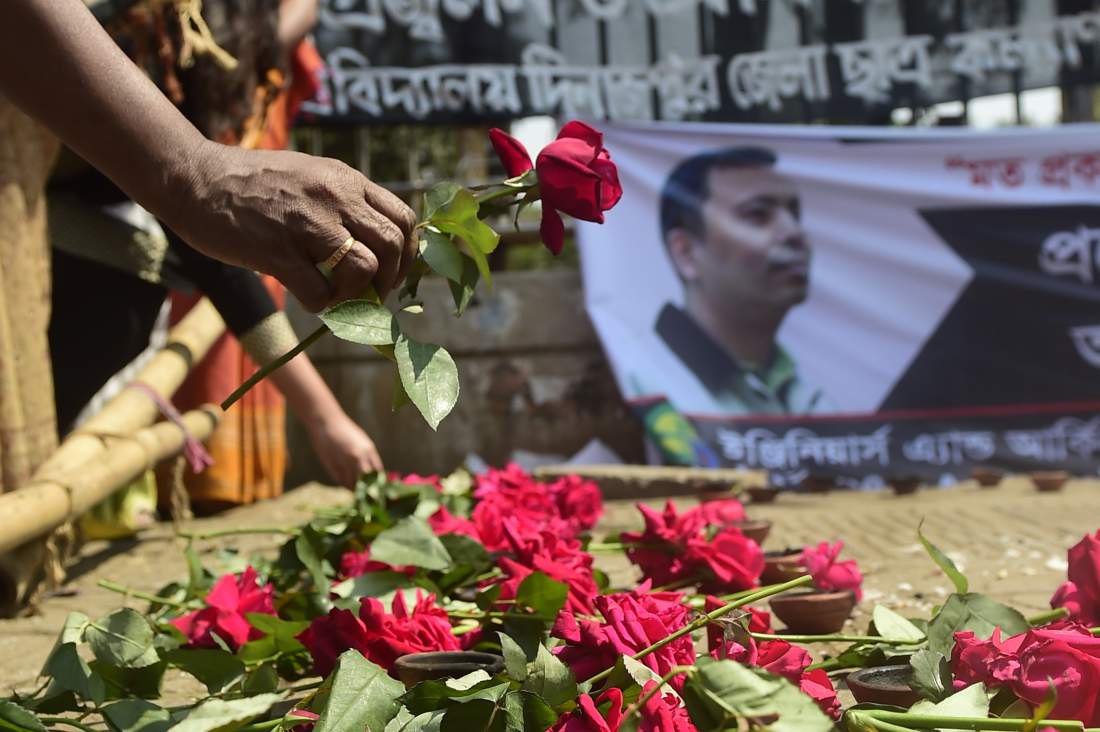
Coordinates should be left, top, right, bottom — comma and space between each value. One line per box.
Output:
2, 476, 1096, 701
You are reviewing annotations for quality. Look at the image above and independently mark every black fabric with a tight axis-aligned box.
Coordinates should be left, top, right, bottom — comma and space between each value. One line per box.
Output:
655, 303, 736, 395
49, 249, 167, 434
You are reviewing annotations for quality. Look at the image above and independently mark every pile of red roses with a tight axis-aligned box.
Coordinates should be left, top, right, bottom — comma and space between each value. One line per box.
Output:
621, 501, 764, 593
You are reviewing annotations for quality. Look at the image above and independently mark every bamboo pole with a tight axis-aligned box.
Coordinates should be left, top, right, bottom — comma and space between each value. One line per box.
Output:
0, 406, 222, 555
33, 297, 225, 481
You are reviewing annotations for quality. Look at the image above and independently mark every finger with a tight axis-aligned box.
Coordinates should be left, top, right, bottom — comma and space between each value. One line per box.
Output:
325, 232, 381, 305
276, 252, 332, 313
363, 179, 416, 238
364, 442, 384, 473
395, 226, 420, 286
344, 205, 403, 297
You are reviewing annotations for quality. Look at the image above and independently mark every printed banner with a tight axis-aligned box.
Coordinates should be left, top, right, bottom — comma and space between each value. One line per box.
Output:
304, 1, 1100, 124
577, 122, 1100, 487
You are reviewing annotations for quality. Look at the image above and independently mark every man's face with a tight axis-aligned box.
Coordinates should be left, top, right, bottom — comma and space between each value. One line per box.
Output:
687, 165, 810, 313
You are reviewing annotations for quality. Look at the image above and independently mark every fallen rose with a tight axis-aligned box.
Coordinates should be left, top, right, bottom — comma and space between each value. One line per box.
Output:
687, 526, 764, 593
800, 541, 863, 600
639, 681, 698, 732
555, 585, 694, 683
682, 499, 746, 528
298, 591, 459, 677
951, 623, 1100, 725
170, 566, 275, 650
488, 121, 622, 254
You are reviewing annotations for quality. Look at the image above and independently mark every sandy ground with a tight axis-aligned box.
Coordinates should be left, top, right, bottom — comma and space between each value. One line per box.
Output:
2, 476, 1096, 701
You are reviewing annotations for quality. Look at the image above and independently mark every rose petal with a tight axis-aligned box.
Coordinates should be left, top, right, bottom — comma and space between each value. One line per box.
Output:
488, 128, 534, 178
540, 207, 566, 255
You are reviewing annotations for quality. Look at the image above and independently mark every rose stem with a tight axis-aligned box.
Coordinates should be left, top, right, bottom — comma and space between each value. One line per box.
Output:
222, 324, 328, 410
98, 579, 193, 609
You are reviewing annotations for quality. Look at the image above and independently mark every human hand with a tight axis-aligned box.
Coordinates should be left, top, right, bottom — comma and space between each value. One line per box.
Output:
305, 412, 384, 489
163, 141, 417, 312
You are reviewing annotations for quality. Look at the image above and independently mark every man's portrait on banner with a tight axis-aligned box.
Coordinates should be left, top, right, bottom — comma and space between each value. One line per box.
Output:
626, 146, 831, 422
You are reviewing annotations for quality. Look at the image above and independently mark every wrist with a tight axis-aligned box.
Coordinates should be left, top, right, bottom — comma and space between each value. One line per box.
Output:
155, 136, 221, 233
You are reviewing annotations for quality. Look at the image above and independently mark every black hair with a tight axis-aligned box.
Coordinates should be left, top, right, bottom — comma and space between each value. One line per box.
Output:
659, 147, 777, 242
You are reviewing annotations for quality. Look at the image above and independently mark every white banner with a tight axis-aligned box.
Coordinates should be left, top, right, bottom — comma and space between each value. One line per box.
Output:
578, 122, 1100, 483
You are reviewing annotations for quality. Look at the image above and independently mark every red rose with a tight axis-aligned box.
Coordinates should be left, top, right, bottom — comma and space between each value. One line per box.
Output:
488, 122, 622, 255
547, 475, 603, 533
298, 591, 459, 677
296, 608, 373, 678
171, 566, 275, 650
800, 669, 841, 721
686, 527, 764, 593
951, 624, 1100, 725
550, 689, 624, 732
682, 499, 746, 528
638, 681, 697, 732
1011, 626, 1100, 725
491, 521, 599, 615
555, 587, 694, 683
428, 506, 480, 540
800, 541, 863, 601
622, 503, 706, 587
1051, 531, 1100, 625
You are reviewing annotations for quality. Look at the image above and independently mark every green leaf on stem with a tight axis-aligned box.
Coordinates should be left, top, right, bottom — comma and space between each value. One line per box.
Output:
241, 663, 280, 695
440, 699, 508, 732
172, 693, 282, 732
315, 651, 404, 732
40, 610, 90, 673
43, 642, 106, 704
370, 516, 453, 571
503, 170, 539, 189
424, 183, 462, 221
400, 259, 431, 302
400, 677, 507, 714
163, 649, 245, 694
522, 645, 577, 709
435, 534, 493, 590
503, 691, 557, 732
909, 649, 953, 703
296, 525, 333, 603
681, 658, 832, 732
89, 659, 166, 701
395, 336, 460, 431
448, 256, 481, 316
422, 230, 466, 283
871, 606, 925, 643
245, 614, 310, 653
102, 699, 173, 732
910, 683, 991, 730
0, 701, 47, 732
498, 633, 529, 681
85, 608, 160, 669
918, 522, 969, 594
386, 708, 446, 732
926, 593, 1029, 658
458, 237, 492, 290
515, 572, 568, 620
320, 300, 399, 346
428, 189, 500, 255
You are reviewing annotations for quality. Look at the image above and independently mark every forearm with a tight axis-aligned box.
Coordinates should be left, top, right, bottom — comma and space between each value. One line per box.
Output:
1, 0, 206, 221
267, 349, 344, 429
278, 0, 320, 50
